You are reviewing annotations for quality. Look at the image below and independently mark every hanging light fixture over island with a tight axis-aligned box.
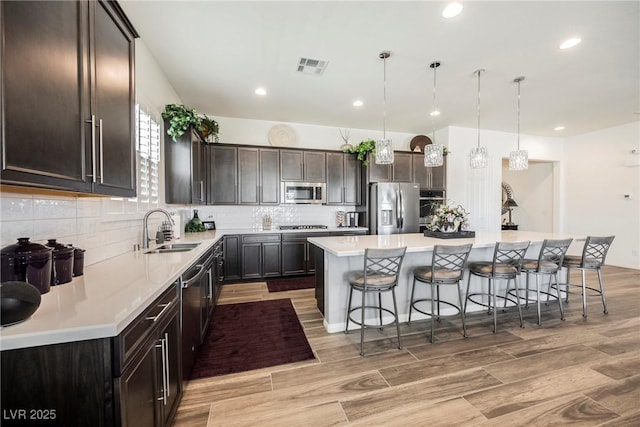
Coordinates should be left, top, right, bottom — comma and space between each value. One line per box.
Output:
509, 76, 529, 170
424, 61, 444, 167
375, 51, 394, 165
469, 68, 488, 169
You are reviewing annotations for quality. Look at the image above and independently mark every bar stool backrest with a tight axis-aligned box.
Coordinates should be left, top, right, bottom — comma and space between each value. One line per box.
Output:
580, 236, 615, 268
492, 241, 530, 273
430, 244, 473, 282
363, 247, 407, 288
536, 238, 573, 270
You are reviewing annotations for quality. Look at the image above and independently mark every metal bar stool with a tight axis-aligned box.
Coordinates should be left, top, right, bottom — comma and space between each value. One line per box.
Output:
464, 241, 530, 333
557, 236, 615, 317
506, 238, 573, 325
408, 244, 473, 343
345, 247, 407, 356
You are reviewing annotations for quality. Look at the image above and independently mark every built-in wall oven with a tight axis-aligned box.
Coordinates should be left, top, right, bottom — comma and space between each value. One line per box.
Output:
419, 190, 445, 232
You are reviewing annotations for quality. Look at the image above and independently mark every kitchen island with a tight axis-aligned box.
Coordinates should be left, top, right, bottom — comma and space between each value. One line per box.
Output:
308, 230, 581, 333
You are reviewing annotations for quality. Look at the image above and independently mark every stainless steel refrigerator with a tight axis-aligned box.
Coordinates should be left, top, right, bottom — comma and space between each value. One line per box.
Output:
369, 182, 420, 234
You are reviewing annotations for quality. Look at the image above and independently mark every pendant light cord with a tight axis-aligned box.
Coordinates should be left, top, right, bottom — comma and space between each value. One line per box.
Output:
476, 69, 482, 149
517, 79, 521, 150
514, 76, 525, 150
432, 63, 437, 143
382, 54, 387, 139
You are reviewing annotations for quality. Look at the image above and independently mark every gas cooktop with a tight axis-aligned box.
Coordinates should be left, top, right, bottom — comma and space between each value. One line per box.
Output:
279, 225, 328, 230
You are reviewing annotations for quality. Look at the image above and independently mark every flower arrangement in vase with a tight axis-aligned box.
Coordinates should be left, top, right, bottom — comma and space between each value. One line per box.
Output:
427, 203, 469, 232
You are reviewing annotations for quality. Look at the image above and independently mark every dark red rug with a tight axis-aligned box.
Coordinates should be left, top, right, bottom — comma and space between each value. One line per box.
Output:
190, 298, 315, 379
266, 275, 316, 292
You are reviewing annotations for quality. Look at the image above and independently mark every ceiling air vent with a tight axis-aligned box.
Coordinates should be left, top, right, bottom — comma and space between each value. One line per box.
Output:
297, 57, 328, 75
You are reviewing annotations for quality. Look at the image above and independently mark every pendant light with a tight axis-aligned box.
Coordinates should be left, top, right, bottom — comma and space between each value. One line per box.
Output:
424, 61, 444, 167
509, 76, 528, 170
469, 68, 488, 168
375, 51, 394, 165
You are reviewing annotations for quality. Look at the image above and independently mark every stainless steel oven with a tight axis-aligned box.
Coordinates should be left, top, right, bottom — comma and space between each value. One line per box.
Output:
419, 190, 445, 232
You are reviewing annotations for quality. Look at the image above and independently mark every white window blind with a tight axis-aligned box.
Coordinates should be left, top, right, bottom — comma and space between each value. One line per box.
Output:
136, 105, 160, 206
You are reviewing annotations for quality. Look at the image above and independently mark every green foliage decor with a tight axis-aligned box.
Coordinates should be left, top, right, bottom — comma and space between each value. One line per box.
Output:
343, 139, 377, 166
162, 104, 219, 143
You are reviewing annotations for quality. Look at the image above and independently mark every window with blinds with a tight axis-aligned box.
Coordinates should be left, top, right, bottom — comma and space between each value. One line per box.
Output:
136, 104, 160, 206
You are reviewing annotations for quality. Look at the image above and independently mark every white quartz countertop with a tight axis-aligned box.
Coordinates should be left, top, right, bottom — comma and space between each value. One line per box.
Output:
308, 230, 582, 257
0, 226, 368, 351
0, 231, 225, 351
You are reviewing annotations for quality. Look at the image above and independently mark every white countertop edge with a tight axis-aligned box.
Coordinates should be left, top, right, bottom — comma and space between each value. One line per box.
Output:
308, 231, 582, 257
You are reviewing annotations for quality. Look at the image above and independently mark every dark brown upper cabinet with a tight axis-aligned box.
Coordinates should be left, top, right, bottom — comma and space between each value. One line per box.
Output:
0, 1, 137, 197
280, 149, 326, 182
366, 152, 413, 183
326, 152, 361, 205
238, 147, 280, 205
208, 145, 238, 204
412, 153, 446, 190
164, 126, 205, 204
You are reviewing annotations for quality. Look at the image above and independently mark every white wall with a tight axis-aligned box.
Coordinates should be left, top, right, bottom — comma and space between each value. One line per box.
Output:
563, 122, 640, 269
216, 116, 416, 151
502, 160, 554, 232
445, 126, 564, 233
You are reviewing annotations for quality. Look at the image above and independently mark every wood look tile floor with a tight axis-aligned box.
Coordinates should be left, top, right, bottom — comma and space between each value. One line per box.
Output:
174, 266, 640, 426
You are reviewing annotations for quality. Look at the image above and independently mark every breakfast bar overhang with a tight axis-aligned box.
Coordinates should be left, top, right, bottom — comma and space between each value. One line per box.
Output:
308, 231, 581, 333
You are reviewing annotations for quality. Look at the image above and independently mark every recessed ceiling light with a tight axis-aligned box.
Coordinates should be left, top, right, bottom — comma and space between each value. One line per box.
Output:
554, 126, 565, 131
430, 110, 441, 117
352, 100, 363, 107
442, 2, 463, 19
560, 37, 581, 49
255, 87, 267, 96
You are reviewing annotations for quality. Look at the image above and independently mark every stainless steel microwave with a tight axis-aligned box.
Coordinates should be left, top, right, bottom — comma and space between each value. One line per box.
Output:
281, 182, 326, 204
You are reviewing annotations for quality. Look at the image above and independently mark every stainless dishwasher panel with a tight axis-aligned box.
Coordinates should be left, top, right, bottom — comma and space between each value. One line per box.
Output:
180, 250, 214, 380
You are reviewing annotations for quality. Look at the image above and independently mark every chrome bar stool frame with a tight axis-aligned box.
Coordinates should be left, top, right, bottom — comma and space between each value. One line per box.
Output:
464, 241, 530, 333
408, 244, 473, 343
507, 238, 573, 325
344, 247, 407, 356
556, 236, 615, 318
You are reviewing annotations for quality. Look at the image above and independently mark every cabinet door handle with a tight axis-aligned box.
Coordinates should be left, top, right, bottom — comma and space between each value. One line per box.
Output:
156, 336, 167, 405
145, 301, 172, 322
98, 119, 104, 184
85, 115, 97, 183
163, 332, 170, 399
200, 180, 204, 202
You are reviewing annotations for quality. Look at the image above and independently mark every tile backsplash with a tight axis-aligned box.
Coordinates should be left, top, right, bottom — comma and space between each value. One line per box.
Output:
1, 190, 357, 267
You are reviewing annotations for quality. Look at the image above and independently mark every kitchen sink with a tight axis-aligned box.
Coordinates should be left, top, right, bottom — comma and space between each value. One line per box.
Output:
145, 242, 200, 254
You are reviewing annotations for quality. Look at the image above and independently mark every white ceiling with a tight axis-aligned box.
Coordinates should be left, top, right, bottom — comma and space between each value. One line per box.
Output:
120, 1, 640, 138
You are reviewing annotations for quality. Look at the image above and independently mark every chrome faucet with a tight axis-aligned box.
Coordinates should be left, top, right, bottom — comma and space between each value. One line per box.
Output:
142, 209, 174, 249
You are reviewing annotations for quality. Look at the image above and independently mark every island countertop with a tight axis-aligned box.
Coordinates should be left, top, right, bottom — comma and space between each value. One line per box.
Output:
307, 230, 581, 257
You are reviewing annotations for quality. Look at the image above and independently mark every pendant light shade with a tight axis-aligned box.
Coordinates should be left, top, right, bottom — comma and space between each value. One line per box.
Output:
509, 76, 528, 171
424, 61, 444, 167
375, 51, 394, 165
469, 68, 488, 169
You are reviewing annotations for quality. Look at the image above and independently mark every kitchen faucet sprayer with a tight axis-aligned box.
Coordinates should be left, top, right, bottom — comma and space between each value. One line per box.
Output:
142, 209, 174, 249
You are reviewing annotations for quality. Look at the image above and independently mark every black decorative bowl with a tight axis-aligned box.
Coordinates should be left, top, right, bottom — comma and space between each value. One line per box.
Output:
1, 281, 42, 326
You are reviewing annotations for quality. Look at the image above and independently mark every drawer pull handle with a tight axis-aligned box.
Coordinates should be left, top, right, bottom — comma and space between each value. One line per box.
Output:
145, 301, 172, 322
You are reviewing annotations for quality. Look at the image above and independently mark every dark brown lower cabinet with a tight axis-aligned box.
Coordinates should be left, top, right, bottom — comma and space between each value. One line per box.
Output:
281, 232, 330, 276
223, 235, 241, 282
240, 234, 281, 279
118, 305, 181, 427
0, 284, 182, 426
